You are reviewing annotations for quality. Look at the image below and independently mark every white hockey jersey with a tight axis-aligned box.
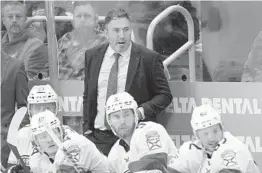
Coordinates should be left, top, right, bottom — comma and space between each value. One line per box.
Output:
170, 132, 260, 173
29, 125, 109, 173
29, 151, 54, 173
108, 122, 179, 173
8, 125, 34, 166
53, 131, 109, 173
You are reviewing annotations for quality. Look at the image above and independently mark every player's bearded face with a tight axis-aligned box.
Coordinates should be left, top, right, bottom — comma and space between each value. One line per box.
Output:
109, 109, 136, 139
29, 102, 56, 117
196, 124, 223, 153
35, 128, 61, 157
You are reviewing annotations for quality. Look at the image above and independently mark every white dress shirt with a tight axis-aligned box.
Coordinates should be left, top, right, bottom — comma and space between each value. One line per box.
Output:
95, 44, 132, 130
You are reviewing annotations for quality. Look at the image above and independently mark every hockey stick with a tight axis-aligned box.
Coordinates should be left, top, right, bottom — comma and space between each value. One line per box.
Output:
7, 107, 30, 173
44, 122, 81, 173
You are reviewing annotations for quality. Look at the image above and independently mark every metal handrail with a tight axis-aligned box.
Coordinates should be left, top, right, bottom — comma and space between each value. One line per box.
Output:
146, 5, 196, 82
26, 15, 136, 42
26, 16, 105, 28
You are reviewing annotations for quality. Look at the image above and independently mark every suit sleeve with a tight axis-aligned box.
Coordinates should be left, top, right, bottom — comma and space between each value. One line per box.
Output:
140, 55, 172, 119
83, 50, 92, 133
15, 61, 29, 126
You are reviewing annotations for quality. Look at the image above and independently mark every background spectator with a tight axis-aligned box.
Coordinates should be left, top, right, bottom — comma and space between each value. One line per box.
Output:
1, 51, 29, 168
1, 1, 49, 80
25, 1, 73, 42
242, 31, 262, 82
58, 1, 107, 80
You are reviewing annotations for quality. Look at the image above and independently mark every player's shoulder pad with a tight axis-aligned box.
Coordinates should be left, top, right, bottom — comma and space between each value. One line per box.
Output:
134, 122, 167, 143
136, 121, 165, 132
62, 133, 96, 152
223, 132, 247, 152
62, 125, 77, 137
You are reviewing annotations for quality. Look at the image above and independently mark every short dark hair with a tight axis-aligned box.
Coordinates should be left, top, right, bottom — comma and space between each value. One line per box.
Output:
73, 1, 96, 13
105, 8, 132, 26
2, 1, 26, 17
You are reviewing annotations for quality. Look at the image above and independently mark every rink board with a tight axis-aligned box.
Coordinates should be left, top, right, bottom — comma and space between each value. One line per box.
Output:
158, 82, 262, 170
29, 81, 262, 169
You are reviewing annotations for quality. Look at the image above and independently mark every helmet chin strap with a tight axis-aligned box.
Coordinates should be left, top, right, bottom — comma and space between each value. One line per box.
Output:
202, 134, 225, 156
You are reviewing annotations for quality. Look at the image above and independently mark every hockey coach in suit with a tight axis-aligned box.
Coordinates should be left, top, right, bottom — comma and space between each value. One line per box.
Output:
83, 7, 172, 156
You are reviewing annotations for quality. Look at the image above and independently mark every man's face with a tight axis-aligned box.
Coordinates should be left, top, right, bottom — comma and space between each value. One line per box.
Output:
35, 128, 61, 156
105, 17, 132, 53
2, 5, 26, 35
196, 124, 223, 153
108, 109, 135, 139
73, 4, 97, 30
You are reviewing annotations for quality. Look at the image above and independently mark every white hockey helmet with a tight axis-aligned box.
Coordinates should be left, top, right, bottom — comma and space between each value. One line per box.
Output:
191, 104, 223, 133
27, 84, 58, 117
105, 92, 138, 135
30, 110, 62, 143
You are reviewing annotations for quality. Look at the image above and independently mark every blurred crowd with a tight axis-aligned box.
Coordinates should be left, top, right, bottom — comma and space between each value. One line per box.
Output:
1, 0, 201, 81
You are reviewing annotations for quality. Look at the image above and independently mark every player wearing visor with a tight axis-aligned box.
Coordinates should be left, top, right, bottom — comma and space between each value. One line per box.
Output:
7, 84, 58, 171
29, 110, 109, 173
170, 104, 260, 173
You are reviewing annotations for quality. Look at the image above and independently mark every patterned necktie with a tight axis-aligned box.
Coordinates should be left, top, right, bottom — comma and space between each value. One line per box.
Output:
106, 53, 121, 99
105, 53, 121, 129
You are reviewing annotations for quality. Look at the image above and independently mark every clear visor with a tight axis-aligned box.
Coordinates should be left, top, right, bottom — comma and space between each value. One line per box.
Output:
35, 127, 60, 143
29, 102, 56, 117
34, 127, 61, 156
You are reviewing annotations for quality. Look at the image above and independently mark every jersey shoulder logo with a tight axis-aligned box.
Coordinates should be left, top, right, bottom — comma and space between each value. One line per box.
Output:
145, 131, 162, 150
221, 150, 238, 167
65, 145, 81, 163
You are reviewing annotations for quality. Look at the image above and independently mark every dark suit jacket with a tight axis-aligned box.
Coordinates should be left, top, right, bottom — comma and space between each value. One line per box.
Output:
83, 42, 172, 132
1, 52, 29, 135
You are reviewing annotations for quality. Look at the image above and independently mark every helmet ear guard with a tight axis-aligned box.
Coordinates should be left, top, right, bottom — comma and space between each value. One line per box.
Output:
105, 92, 138, 135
